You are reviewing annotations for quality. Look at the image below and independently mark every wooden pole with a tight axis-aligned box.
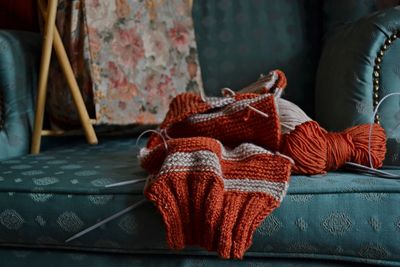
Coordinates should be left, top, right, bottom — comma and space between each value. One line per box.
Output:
31, 0, 59, 154
37, 0, 98, 147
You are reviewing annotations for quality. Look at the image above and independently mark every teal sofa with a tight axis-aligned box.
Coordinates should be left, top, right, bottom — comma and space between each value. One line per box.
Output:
0, 1, 400, 266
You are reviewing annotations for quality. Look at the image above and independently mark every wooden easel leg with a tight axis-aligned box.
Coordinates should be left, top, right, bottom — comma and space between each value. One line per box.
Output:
38, 0, 98, 146
31, 0, 59, 154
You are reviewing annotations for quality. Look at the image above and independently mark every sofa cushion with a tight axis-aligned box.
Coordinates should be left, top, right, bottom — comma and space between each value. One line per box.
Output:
0, 138, 399, 265
0, 248, 376, 267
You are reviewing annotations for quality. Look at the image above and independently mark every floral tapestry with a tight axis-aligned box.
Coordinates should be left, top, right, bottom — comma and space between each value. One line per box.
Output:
47, 0, 203, 127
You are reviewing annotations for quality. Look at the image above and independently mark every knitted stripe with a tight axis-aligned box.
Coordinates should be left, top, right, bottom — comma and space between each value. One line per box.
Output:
221, 143, 273, 160
157, 149, 288, 199
204, 96, 235, 108
167, 94, 281, 151
141, 137, 291, 258
223, 179, 288, 201
159, 167, 287, 201
187, 94, 271, 123
239, 69, 283, 94
141, 137, 270, 172
147, 91, 282, 152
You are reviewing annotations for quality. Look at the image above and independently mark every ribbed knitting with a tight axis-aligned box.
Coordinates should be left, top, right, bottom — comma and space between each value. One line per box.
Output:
140, 137, 291, 259
140, 71, 292, 259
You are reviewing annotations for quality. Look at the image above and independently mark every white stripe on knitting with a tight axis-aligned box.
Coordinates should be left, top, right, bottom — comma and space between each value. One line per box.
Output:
158, 165, 287, 202
187, 93, 272, 123
223, 179, 288, 201
160, 144, 274, 170
205, 96, 235, 108
239, 71, 278, 93
220, 143, 273, 160
138, 142, 274, 164
156, 148, 289, 201
161, 151, 222, 175
160, 166, 222, 176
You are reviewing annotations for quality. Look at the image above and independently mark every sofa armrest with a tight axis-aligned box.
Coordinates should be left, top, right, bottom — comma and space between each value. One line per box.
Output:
0, 30, 41, 160
316, 7, 400, 165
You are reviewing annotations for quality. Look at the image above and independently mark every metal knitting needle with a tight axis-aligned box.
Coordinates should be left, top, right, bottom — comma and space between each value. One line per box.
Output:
345, 162, 400, 179
104, 178, 146, 188
65, 198, 147, 243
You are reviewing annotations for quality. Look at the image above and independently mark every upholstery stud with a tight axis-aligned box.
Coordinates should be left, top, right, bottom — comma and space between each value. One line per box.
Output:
372, 31, 399, 121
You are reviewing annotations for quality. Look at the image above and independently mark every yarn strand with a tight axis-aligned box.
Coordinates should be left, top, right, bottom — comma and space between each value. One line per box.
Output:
368, 92, 400, 168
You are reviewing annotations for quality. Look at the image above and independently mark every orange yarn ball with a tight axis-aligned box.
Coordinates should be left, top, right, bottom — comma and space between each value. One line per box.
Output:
280, 121, 387, 174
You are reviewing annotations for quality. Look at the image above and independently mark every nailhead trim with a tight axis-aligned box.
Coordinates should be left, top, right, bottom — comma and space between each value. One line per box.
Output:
373, 32, 399, 124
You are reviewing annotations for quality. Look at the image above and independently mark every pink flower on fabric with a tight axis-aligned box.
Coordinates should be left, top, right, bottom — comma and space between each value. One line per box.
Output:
168, 22, 190, 53
157, 74, 172, 94
108, 62, 125, 88
112, 28, 145, 69
85, 0, 116, 29
108, 62, 137, 100
145, 72, 172, 95
143, 30, 170, 66
87, 27, 102, 58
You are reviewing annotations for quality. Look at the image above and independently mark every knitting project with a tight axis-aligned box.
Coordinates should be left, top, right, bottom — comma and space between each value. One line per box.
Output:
139, 69, 387, 259
140, 137, 291, 259
140, 70, 293, 259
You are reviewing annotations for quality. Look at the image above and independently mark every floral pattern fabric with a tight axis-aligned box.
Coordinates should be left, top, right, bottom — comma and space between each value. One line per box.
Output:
47, 0, 202, 127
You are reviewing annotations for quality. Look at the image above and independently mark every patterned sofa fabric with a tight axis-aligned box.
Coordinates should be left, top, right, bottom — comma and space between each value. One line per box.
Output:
0, 248, 373, 267
0, 138, 398, 266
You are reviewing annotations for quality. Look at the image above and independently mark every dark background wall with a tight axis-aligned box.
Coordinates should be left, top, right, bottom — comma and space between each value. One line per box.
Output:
0, 0, 39, 32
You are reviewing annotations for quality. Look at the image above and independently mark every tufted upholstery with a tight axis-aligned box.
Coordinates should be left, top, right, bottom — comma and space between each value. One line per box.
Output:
0, 31, 40, 160
316, 7, 400, 166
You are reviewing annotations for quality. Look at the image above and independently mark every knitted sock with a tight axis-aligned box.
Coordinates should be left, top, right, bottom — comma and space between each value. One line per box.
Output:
140, 137, 291, 258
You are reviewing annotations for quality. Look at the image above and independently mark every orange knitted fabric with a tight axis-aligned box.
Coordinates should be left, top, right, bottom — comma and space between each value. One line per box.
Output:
147, 92, 282, 152
140, 137, 291, 259
239, 69, 287, 94
139, 68, 387, 259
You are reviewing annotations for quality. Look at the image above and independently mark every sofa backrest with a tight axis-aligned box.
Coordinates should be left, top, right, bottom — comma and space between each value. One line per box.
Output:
192, 0, 395, 117
192, 0, 323, 116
